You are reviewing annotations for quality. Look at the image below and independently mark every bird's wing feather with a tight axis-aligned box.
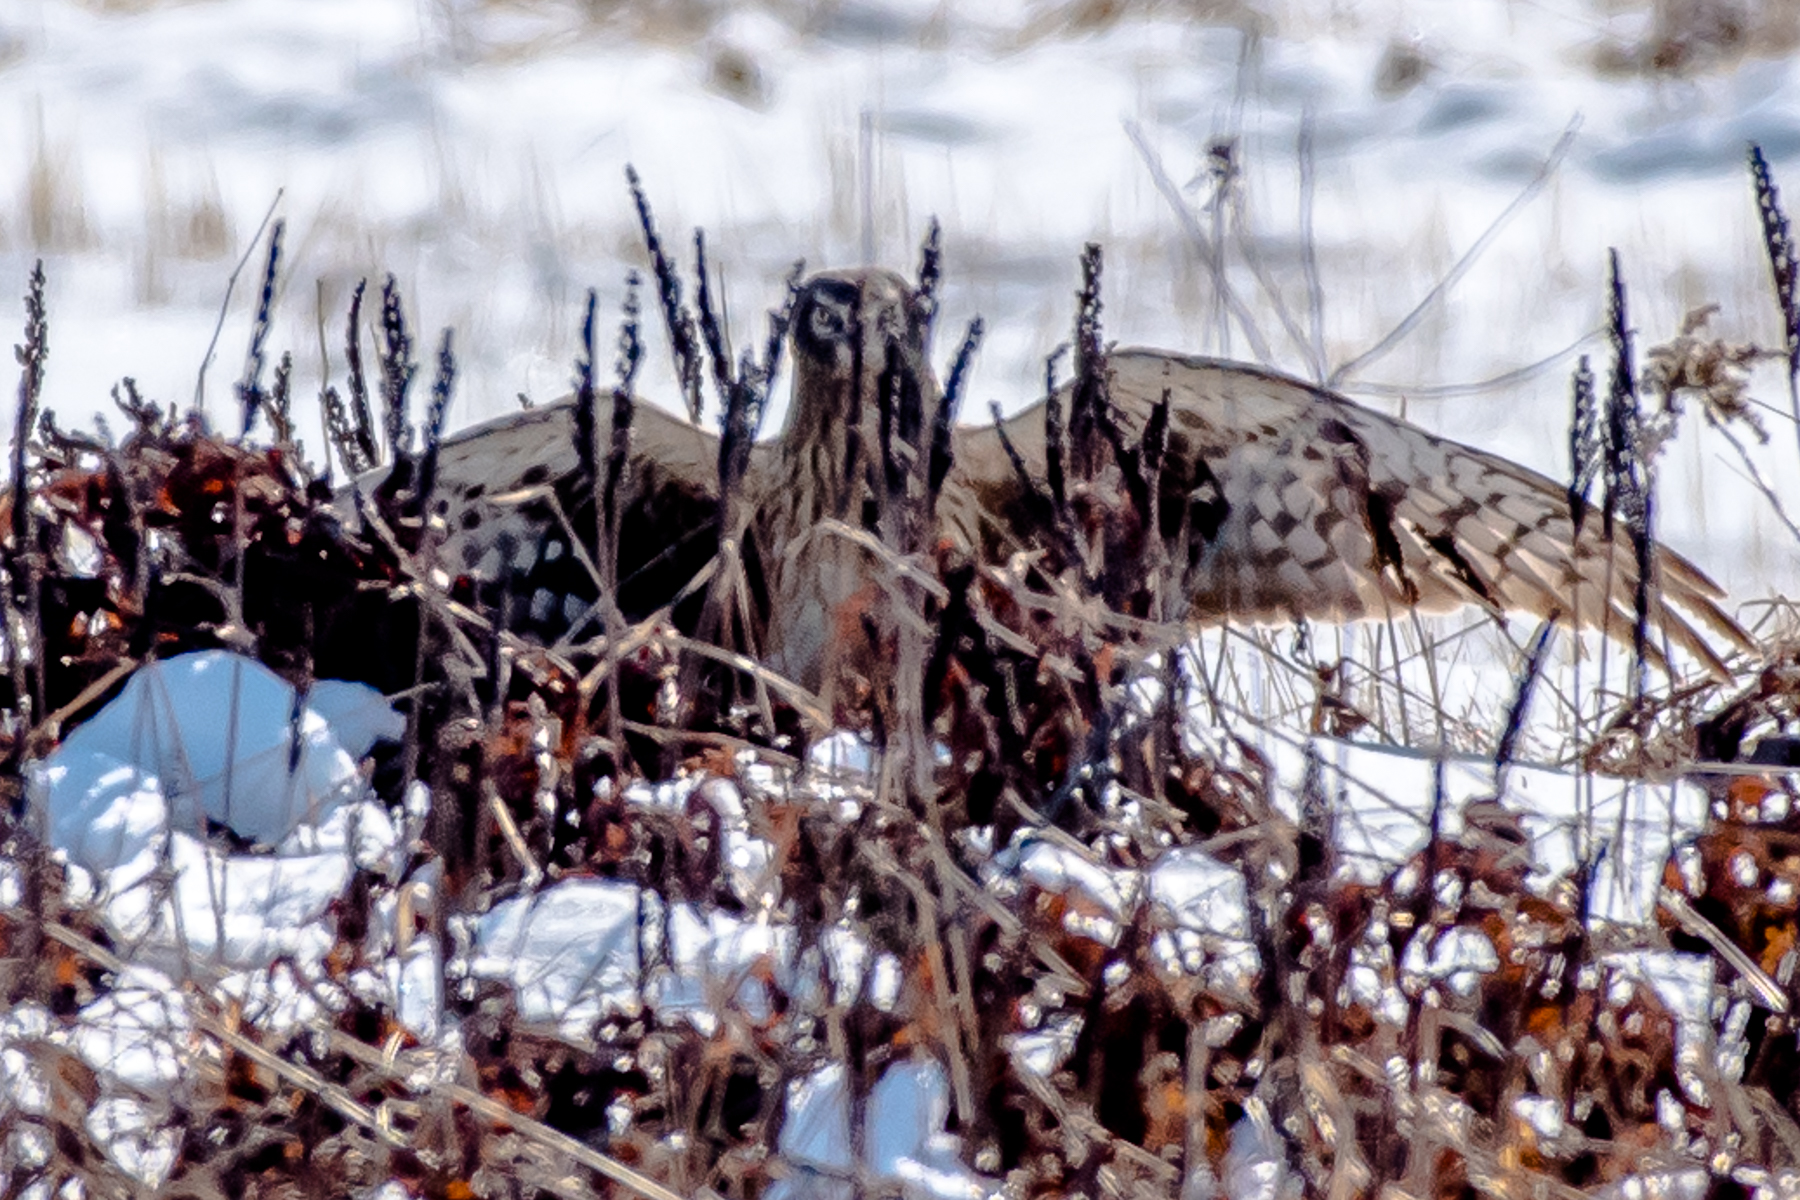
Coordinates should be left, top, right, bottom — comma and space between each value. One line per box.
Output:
426, 393, 723, 503
346, 395, 749, 622
945, 349, 1749, 676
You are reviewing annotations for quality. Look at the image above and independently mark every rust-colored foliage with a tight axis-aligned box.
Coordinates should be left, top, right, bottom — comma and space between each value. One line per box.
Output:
7, 234, 1800, 1200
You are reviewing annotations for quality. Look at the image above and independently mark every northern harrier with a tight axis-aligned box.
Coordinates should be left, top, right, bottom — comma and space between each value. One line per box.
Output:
382, 266, 1748, 703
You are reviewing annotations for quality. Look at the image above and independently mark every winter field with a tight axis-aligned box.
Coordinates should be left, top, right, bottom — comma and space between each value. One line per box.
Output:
5, 0, 1800, 1197
7, 0, 1800, 593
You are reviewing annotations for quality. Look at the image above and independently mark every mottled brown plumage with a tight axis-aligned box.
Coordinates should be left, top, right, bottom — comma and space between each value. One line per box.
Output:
377, 266, 1750, 694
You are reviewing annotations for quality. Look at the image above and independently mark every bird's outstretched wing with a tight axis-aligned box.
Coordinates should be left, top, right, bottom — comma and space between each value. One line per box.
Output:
945, 349, 1750, 677
348, 395, 753, 637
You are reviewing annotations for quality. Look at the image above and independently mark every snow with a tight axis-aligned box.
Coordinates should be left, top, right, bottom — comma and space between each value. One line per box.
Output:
1, 976, 190, 1184
384, 936, 446, 1042
776, 1062, 856, 1176
469, 877, 643, 1036
0, 1003, 53, 1117
1006, 1010, 1083, 1079
1149, 846, 1249, 938
5, 0, 1800, 611
103, 837, 353, 970
30, 651, 403, 980
771, 1058, 1001, 1200
3, 642, 1769, 1190
654, 902, 795, 1031
1402, 924, 1501, 998
38, 649, 402, 853
1243, 727, 1711, 922
998, 833, 1141, 933
1221, 1099, 1300, 1200
0, 651, 414, 1185
83, 1096, 178, 1191
5, 0, 1799, 1190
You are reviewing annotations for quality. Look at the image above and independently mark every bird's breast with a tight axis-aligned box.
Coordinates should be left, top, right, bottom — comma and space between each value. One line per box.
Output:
748, 436, 875, 694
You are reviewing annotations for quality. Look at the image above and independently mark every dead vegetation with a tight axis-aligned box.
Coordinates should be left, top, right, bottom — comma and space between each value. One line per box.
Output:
1592, 0, 1800, 76
3, 153, 1800, 1200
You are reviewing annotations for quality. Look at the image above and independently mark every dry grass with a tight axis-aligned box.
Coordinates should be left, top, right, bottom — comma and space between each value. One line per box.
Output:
5, 150, 1800, 1200
1593, 0, 1800, 75
20, 108, 94, 255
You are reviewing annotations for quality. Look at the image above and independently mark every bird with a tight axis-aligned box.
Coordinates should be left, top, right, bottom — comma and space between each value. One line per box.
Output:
372, 264, 1750, 712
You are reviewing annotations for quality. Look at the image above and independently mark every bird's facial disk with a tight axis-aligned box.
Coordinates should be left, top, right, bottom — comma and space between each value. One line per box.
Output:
791, 270, 915, 380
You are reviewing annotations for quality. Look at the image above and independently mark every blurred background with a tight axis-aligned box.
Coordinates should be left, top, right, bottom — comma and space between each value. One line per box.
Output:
3, 0, 1799, 600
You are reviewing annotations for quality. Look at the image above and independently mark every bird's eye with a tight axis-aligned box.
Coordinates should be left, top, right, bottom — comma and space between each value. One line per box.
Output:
809, 304, 846, 343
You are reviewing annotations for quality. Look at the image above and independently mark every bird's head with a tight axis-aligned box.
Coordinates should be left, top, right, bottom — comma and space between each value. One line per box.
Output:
785, 268, 934, 442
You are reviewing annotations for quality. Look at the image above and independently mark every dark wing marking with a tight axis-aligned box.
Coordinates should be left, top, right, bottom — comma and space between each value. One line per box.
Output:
346, 395, 757, 633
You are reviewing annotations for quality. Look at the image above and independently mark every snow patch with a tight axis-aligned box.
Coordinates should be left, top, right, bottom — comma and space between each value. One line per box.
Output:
469, 877, 643, 1037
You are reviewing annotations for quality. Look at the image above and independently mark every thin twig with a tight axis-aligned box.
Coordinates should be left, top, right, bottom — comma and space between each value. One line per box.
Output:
1123, 119, 1274, 366
1352, 329, 1602, 399
1298, 105, 1327, 384
194, 188, 283, 417
1329, 118, 1579, 387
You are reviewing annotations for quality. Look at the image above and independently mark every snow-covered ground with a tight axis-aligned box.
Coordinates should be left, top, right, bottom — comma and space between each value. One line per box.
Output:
4, 0, 1800, 604
4, 649, 1757, 1191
